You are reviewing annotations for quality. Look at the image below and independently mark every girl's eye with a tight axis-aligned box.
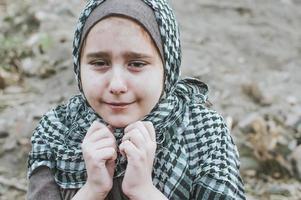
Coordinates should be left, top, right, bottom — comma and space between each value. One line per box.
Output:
128, 61, 147, 69
90, 60, 107, 67
89, 60, 110, 71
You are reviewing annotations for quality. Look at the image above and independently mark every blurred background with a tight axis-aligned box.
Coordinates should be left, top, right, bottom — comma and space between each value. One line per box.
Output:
0, 0, 300, 199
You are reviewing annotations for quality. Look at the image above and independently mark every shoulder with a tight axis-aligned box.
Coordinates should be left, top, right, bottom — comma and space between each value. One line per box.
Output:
185, 103, 240, 170
35, 94, 84, 129
30, 94, 86, 146
187, 104, 229, 140
185, 105, 245, 199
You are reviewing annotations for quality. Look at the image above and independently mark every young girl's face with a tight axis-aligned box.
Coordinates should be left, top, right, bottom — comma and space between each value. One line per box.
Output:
80, 16, 164, 128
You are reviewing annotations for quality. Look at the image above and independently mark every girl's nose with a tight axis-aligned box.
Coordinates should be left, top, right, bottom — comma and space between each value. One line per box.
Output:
109, 69, 128, 94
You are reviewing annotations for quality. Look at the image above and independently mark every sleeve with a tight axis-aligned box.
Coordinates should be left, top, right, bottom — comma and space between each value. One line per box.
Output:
192, 111, 245, 200
27, 166, 62, 200
27, 120, 56, 178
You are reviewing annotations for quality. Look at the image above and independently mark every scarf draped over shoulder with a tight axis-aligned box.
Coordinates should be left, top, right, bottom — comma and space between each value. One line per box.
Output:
28, 0, 245, 199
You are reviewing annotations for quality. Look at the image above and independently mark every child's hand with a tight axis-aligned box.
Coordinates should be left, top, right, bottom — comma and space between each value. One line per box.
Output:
119, 121, 157, 199
81, 121, 117, 199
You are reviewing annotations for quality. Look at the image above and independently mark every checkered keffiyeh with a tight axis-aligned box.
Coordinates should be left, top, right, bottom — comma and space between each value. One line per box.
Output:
28, 0, 245, 199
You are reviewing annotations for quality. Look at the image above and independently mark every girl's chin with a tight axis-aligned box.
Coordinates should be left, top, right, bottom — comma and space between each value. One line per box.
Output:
99, 111, 145, 128
105, 118, 136, 129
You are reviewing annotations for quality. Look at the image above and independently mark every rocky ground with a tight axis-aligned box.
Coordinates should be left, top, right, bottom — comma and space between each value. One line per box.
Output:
0, 0, 300, 199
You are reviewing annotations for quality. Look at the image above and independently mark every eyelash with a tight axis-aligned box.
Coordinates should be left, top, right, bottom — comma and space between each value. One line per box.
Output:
88, 60, 148, 71
90, 60, 108, 67
128, 61, 147, 69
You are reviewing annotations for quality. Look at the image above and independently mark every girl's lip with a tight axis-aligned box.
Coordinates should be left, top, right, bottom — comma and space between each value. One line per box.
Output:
104, 101, 135, 110
106, 102, 133, 106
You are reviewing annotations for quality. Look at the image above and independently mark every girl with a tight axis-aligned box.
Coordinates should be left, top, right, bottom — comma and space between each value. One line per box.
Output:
27, 0, 245, 199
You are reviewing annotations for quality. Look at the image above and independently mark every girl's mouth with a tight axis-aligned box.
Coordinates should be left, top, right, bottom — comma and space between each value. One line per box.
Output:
104, 101, 135, 110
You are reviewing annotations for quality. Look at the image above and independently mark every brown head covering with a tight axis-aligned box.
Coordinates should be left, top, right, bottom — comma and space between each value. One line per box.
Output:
79, 0, 164, 60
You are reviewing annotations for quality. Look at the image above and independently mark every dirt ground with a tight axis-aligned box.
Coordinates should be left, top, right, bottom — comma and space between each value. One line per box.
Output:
0, 0, 301, 199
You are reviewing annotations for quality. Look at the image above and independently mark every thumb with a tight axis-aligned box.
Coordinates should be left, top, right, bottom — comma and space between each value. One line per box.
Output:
87, 121, 106, 136
106, 159, 116, 177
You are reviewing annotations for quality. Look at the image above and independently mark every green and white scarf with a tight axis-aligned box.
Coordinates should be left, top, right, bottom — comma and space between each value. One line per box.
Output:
28, 0, 245, 199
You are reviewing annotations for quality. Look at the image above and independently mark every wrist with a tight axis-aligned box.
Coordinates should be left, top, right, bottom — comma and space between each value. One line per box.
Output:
79, 182, 109, 200
126, 185, 167, 200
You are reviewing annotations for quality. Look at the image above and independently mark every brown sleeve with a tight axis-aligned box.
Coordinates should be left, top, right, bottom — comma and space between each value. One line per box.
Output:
27, 166, 62, 200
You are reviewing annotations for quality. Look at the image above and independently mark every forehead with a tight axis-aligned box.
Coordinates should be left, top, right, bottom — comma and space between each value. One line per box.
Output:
88, 16, 151, 41
81, 16, 158, 57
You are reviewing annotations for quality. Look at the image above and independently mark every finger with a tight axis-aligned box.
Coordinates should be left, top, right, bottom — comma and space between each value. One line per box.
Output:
143, 121, 156, 142
88, 127, 115, 142
86, 121, 106, 137
107, 125, 115, 133
83, 147, 117, 169
94, 147, 117, 163
125, 121, 150, 142
119, 140, 141, 161
107, 158, 116, 177
93, 138, 117, 150
122, 129, 145, 149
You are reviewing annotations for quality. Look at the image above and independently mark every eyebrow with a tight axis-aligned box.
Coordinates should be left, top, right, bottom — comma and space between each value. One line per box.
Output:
85, 51, 110, 60
85, 51, 152, 60
123, 52, 152, 59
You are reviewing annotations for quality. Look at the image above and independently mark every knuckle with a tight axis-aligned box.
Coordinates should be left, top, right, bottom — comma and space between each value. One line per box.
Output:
122, 184, 132, 196
102, 184, 112, 194
135, 151, 146, 162
152, 141, 157, 148
81, 143, 88, 152
109, 139, 116, 146
123, 131, 132, 140
136, 121, 144, 127
105, 129, 114, 138
146, 143, 156, 152
144, 121, 153, 127
83, 150, 93, 160
109, 147, 116, 154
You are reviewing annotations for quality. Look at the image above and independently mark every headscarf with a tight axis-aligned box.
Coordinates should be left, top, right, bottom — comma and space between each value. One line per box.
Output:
29, 0, 211, 190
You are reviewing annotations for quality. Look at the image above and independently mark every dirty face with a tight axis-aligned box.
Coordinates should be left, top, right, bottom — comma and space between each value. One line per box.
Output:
80, 16, 164, 128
